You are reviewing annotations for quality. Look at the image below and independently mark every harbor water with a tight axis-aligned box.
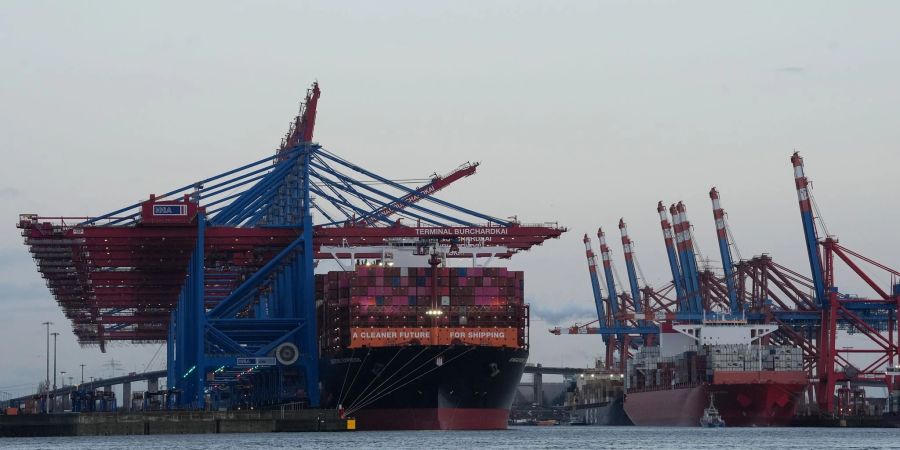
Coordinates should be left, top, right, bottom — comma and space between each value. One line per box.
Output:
1, 426, 897, 449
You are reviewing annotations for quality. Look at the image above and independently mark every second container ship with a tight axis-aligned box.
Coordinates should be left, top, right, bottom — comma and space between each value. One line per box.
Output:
624, 318, 807, 427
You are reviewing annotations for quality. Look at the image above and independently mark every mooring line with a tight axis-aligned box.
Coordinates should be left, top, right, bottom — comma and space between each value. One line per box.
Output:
346, 346, 475, 416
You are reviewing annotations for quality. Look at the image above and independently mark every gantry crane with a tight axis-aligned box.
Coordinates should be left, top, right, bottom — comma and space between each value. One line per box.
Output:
18, 83, 566, 409
550, 152, 900, 415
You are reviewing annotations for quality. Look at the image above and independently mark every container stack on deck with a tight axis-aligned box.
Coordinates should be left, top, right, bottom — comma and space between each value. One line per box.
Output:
628, 344, 804, 390
320, 267, 526, 350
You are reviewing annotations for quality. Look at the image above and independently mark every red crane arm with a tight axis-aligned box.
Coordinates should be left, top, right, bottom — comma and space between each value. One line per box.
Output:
549, 320, 601, 335
280, 82, 321, 151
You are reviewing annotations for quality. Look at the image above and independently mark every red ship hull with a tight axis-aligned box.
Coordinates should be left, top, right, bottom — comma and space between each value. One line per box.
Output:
625, 371, 806, 427
352, 408, 509, 430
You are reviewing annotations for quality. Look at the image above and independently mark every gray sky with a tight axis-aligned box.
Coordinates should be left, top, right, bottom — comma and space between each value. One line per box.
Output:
2, 1, 899, 396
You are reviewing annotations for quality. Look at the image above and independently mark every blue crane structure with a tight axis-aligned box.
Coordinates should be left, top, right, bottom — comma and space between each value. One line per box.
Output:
552, 152, 900, 415
18, 83, 565, 410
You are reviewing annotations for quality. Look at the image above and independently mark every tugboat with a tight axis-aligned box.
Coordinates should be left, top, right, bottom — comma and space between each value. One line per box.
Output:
700, 394, 725, 428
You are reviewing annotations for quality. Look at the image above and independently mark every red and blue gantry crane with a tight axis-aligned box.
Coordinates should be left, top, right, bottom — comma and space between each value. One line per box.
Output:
18, 83, 565, 410
552, 152, 900, 415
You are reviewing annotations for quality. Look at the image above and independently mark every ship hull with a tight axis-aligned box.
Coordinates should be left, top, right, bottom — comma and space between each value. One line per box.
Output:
573, 394, 634, 426
320, 345, 528, 430
596, 394, 634, 426
625, 373, 806, 427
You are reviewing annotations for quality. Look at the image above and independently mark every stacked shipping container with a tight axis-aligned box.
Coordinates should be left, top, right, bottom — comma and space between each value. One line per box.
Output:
707, 345, 803, 372
627, 344, 804, 390
318, 266, 527, 352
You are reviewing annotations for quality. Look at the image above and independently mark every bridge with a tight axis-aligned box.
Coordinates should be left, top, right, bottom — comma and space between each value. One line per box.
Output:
522, 363, 587, 407
7, 370, 166, 412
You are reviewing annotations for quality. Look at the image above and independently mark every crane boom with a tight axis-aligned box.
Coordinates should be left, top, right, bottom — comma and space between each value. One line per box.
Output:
618, 219, 645, 318
791, 152, 827, 306
583, 234, 607, 330
710, 187, 739, 312
598, 227, 621, 369
672, 202, 702, 312
597, 227, 620, 319
658, 201, 687, 306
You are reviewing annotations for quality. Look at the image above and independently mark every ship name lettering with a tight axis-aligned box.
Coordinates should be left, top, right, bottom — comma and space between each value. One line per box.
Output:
448, 330, 507, 339
415, 228, 509, 236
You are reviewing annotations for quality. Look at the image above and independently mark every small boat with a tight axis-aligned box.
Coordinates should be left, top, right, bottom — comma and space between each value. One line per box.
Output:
700, 394, 726, 427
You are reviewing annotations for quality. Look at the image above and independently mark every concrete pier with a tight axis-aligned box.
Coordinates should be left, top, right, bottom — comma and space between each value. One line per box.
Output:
122, 383, 131, 413
0, 410, 351, 437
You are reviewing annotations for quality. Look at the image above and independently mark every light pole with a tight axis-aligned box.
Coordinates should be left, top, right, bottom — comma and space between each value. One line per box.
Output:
80, 364, 86, 384
59, 370, 67, 412
42, 321, 52, 413
51, 331, 59, 413
51, 332, 59, 390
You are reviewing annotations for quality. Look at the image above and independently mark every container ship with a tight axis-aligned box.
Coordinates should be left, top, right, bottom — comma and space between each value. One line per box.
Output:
317, 256, 529, 430
624, 319, 807, 427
